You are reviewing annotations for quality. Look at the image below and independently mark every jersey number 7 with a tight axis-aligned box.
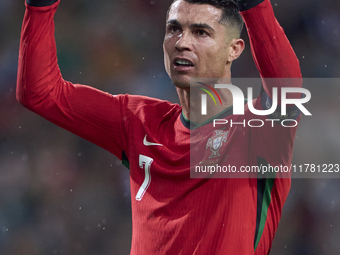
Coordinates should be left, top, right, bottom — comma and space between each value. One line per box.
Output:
136, 154, 153, 201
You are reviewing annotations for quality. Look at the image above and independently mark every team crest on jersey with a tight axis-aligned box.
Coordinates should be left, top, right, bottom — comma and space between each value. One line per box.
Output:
206, 130, 228, 159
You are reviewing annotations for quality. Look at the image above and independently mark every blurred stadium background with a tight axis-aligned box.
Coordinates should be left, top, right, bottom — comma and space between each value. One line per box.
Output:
0, 0, 339, 254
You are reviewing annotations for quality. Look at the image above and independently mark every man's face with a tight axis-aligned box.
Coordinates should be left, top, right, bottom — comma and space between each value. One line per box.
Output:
163, 0, 233, 89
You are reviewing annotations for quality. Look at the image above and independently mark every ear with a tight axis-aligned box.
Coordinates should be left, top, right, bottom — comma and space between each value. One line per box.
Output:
227, 38, 245, 62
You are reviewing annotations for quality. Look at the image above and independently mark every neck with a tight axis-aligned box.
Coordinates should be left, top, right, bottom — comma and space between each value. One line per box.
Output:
177, 77, 233, 125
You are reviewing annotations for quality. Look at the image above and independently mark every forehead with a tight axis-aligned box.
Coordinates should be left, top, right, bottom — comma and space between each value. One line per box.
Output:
167, 0, 223, 27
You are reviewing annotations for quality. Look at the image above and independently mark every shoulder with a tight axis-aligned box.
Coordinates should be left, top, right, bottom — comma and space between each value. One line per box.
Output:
120, 94, 182, 117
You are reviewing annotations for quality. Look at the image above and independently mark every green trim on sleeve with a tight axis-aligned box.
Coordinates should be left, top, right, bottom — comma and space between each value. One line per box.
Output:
122, 151, 130, 169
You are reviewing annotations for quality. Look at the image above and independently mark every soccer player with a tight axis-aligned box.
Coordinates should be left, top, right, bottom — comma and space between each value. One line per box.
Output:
17, 0, 302, 254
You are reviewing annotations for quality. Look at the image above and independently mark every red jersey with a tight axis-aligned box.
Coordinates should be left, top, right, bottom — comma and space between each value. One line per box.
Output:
17, 0, 302, 254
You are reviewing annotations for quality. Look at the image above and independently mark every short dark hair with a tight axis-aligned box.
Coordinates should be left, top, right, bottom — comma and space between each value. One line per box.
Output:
168, 0, 244, 37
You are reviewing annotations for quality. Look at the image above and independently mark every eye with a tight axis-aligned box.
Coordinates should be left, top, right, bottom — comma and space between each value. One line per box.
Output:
167, 25, 180, 34
194, 29, 209, 37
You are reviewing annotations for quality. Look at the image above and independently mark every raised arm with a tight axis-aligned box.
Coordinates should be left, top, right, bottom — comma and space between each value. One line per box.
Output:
237, 0, 302, 101
238, 0, 301, 78
16, 0, 125, 158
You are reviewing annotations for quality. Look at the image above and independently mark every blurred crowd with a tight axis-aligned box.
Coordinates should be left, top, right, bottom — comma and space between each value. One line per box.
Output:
0, 0, 339, 254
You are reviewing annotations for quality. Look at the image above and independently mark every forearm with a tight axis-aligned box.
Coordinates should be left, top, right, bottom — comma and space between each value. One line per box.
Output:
16, 1, 125, 157
240, 0, 301, 79
16, 1, 61, 109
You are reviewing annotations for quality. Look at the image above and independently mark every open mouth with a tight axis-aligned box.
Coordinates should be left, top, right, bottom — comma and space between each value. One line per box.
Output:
174, 59, 194, 67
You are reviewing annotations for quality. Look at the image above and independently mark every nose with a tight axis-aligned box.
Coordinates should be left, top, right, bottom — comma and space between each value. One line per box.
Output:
175, 32, 192, 52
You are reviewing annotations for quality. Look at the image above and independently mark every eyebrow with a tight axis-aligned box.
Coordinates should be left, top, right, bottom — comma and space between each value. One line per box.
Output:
167, 19, 181, 26
190, 23, 214, 33
167, 19, 215, 33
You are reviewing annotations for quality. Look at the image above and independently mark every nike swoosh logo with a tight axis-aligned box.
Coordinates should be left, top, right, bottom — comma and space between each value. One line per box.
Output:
143, 135, 163, 146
